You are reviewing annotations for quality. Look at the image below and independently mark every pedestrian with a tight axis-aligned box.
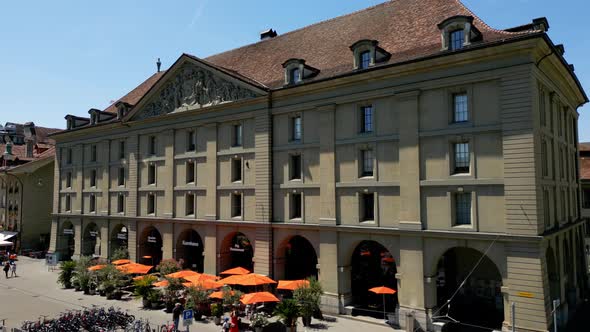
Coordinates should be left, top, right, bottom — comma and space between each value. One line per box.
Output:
3, 261, 9, 278
229, 309, 239, 332
10, 261, 16, 277
221, 317, 231, 332
172, 302, 183, 332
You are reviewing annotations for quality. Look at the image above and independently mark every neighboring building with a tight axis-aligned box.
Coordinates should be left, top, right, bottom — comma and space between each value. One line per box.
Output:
1, 122, 60, 251
49, 0, 587, 331
581, 143, 590, 218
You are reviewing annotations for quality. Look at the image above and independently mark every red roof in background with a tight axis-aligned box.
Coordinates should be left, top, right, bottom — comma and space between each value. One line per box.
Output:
579, 143, 590, 152
103, 71, 166, 114
581, 158, 590, 180
204, 0, 536, 88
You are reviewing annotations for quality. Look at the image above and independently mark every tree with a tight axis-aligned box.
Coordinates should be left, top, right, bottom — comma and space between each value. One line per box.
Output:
274, 299, 300, 331
134, 275, 157, 307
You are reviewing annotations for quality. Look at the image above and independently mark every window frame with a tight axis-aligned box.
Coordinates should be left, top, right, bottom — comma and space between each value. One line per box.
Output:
360, 148, 374, 178
67, 148, 73, 164
66, 171, 72, 189
90, 144, 97, 162
187, 130, 196, 152
360, 192, 375, 222
290, 115, 302, 142
453, 192, 472, 226
449, 29, 465, 51
119, 140, 126, 160
89, 194, 96, 213
231, 157, 243, 183
289, 67, 301, 84
232, 124, 243, 147
147, 164, 156, 185
289, 154, 302, 181
452, 142, 470, 175
231, 192, 242, 219
117, 193, 125, 214
118, 167, 125, 187
65, 194, 71, 212
186, 160, 196, 184
290, 192, 303, 220
149, 136, 156, 155
359, 50, 371, 70
90, 169, 97, 188
185, 193, 195, 216
147, 193, 156, 215
360, 105, 374, 134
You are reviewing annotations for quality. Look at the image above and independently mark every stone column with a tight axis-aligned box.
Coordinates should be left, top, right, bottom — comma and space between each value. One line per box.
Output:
203, 224, 217, 275
160, 223, 173, 260
74, 144, 84, 214
398, 235, 427, 330
128, 220, 138, 262
319, 230, 340, 314
163, 129, 175, 218
397, 90, 422, 230
100, 140, 110, 215
99, 219, 109, 259
204, 124, 218, 220
318, 104, 337, 225
49, 217, 58, 252
72, 217, 82, 260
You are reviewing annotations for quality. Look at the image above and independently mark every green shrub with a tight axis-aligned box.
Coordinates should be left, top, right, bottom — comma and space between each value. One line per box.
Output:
110, 247, 129, 261
156, 259, 181, 276
293, 277, 323, 323
274, 299, 300, 328
133, 275, 157, 299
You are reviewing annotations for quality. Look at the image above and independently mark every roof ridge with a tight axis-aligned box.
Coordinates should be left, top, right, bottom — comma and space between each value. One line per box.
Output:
453, 0, 532, 36
206, 1, 393, 60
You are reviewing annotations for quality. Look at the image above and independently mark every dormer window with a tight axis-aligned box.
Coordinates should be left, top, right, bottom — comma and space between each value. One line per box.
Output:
116, 102, 132, 120
282, 59, 319, 86
438, 16, 482, 51
350, 40, 391, 70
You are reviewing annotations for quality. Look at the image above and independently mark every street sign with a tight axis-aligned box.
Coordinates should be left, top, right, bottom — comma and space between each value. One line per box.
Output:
183, 309, 194, 326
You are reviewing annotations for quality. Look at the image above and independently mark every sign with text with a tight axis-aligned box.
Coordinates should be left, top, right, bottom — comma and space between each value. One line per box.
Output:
147, 236, 157, 243
63, 229, 74, 235
182, 241, 199, 247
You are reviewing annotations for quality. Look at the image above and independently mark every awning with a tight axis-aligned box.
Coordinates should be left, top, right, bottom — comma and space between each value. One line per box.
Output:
0, 231, 18, 241
0, 240, 14, 247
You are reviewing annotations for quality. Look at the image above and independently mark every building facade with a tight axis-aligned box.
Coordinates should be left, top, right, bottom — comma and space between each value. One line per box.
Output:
49, 1, 587, 331
1, 122, 58, 251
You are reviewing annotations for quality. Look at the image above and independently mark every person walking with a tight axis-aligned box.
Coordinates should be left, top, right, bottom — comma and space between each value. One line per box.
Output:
172, 302, 183, 332
3, 261, 9, 278
230, 309, 239, 332
10, 261, 16, 277
221, 317, 231, 332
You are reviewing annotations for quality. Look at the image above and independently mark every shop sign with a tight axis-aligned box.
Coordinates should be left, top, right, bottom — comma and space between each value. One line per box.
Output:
517, 291, 534, 298
182, 241, 199, 247
229, 247, 245, 252
89, 231, 98, 237
63, 229, 74, 235
117, 233, 127, 240
147, 236, 157, 243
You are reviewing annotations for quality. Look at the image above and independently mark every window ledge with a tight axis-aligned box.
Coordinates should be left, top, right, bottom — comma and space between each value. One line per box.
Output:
452, 224, 474, 230
359, 176, 375, 180
360, 220, 375, 224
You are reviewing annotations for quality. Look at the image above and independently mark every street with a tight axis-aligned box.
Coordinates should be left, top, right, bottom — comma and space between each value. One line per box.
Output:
0, 257, 400, 331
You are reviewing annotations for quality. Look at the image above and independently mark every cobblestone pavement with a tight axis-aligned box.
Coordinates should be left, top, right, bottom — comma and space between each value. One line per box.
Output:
0, 257, 401, 331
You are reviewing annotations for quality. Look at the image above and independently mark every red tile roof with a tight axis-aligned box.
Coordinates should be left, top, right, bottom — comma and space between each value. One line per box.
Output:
103, 71, 166, 114
204, 0, 536, 88
581, 157, 590, 180
579, 143, 590, 152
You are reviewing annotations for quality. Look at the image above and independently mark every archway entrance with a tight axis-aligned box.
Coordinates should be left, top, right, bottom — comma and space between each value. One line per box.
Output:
351, 241, 398, 318
138, 227, 163, 266
58, 221, 75, 261
82, 222, 100, 257
220, 232, 253, 272
435, 247, 504, 330
110, 224, 128, 257
176, 229, 204, 272
285, 236, 318, 280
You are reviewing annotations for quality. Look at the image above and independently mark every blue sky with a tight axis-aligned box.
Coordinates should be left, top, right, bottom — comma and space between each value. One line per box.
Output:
1, 0, 588, 140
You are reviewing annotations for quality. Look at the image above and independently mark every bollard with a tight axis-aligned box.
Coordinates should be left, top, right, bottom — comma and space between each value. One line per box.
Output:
406, 312, 415, 332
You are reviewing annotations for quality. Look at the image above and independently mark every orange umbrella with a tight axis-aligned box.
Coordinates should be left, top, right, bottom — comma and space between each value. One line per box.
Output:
183, 278, 223, 290
240, 292, 280, 305
277, 280, 310, 291
153, 280, 169, 288
88, 264, 106, 271
369, 286, 397, 320
166, 270, 200, 279
209, 290, 232, 300
220, 267, 250, 275
111, 259, 131, 266
219, 273, 276, 286
117, 263, 153, 275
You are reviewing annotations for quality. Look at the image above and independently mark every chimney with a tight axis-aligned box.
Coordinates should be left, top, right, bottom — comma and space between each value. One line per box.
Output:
23, 122, 36, 158
157, 58, 162, 73
260, 29, 277, 41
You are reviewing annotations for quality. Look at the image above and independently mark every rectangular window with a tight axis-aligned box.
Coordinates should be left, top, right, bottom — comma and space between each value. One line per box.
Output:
291, 116, 302, 141
186, 161, 195, 184
543, 190, 551, 229
147, 194, 155, 214
361, 193, 375, 221
453, 143, 470, 174
89, 194, 96, 213
65, 194, 71, 212
291, 193, 302, 219
149, 136, 156, 155
454, 193, 471, 225
359, 50, 371, 69
539, 89, 546, 126
232, 124, 243, 147
187, 131, 196, 152
232, 158, 242, 182
231, 193, 242, 218
91, 145, 97, 162
119, 140, 126, 160
148, 164, 156, 185
452, 93, 468, 123
583, 189, 590, 209
289, 68, 301, 84
541, 140, 548, 177
290, 155, 302, 180
186, 194, 195, 216
117, 194, 125, 213
361, 149, 374, 177
90, 169, 97, 187
450, 29, 464, 51
67, 148, 73, 164
561, 192, 566, 221
118, 167, 125, 186
360, 105, 373, 133
66, 172, 72, 188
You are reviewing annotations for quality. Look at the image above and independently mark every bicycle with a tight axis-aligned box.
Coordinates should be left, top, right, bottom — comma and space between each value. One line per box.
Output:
160, 320, 176, 332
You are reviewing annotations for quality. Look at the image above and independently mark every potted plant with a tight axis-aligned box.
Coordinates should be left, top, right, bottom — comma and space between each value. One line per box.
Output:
148, 289, 162, 309
156, 259, 181, 276
274, 299, 300, 332
133, 275, 157, 308
110, 247, 129, 261
57, 261, 77, 289
186, 285, 211, 321
163, 277, 185, 313
293, 277, 323, 326
211, 303, 223, 325
250, 312, 269, 332
222, 286, 243, 311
